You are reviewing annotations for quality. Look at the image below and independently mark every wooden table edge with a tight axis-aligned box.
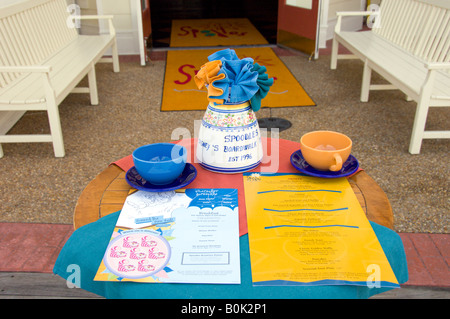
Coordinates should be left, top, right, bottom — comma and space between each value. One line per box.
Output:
73, 164, 124, 229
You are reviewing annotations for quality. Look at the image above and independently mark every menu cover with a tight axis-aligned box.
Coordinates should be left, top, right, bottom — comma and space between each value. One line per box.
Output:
94, 188, 240, 284
243, 173, 399, 288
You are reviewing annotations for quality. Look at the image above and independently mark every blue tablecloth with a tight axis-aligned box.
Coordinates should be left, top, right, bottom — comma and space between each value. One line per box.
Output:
53, 211, 408, 299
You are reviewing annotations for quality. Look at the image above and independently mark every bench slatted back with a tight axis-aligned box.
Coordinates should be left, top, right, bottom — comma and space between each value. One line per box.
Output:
0, 0, 78, 88
373, 0, 450, 64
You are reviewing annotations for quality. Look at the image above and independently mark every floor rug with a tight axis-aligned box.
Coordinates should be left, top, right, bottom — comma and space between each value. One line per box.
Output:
170, 18, 268, 47
161, 47, 316, 111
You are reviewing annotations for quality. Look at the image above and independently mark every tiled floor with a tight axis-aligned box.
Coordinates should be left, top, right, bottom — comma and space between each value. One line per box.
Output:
0, 223, 73, 273
399, 233, 450, 287
0, 222, 448, 288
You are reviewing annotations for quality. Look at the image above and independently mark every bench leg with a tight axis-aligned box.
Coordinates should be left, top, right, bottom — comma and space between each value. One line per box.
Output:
41, 73, 65, 157
409, 70, 436, 154
409, 100, 430, 154
88, 64, 99, 105
47, 104, 65, 157
0, 144, 3, 158
112, 40, 120, 73
47, 100, 65, 157
330, 37, 339, 69
361, 60, 372, 102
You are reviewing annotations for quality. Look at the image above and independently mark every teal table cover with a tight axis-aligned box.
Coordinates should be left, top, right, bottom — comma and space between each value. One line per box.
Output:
53, 211, 408, 299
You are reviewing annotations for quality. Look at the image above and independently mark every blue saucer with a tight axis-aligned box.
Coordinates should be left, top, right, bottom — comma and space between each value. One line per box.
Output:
125, 163, 197, 192
290, 149, 359, 178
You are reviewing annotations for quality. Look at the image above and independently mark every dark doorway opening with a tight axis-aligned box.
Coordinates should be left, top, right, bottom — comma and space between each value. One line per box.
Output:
149, 0, 278, 48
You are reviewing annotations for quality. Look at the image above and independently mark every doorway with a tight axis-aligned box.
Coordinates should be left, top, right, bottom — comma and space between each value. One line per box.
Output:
149, 0, 278, 48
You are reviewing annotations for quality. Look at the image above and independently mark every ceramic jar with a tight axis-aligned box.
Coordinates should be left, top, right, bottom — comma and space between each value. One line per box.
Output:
197, 101, 263, 173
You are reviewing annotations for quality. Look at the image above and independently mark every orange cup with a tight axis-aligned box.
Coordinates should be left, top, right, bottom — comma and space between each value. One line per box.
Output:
300, 131, 352, 171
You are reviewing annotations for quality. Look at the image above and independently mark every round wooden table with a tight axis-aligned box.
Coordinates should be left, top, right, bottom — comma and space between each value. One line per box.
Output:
73, 139, 394, 230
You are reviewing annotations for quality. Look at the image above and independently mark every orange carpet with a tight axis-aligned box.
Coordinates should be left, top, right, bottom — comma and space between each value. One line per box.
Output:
161, 47, 315, 111
170, 18, 268, 47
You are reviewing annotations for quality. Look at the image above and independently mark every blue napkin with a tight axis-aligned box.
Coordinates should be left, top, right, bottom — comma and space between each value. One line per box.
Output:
250, 63, 274, 112
207, 48, 240, 62
53, 211, 408, 299
206, 49, 273, 108
211, 59, 259, 103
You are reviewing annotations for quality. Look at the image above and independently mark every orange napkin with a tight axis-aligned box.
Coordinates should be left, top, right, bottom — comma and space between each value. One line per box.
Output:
194, 60, 227, 104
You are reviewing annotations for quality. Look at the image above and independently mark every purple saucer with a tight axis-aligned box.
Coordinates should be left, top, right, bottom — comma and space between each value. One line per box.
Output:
290, 149, 359, 178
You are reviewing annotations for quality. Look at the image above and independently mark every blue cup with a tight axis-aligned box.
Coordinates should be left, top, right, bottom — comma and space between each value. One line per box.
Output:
132, 143, 187, 185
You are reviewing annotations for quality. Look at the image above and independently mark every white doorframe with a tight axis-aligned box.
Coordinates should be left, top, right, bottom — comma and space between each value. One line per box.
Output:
131, 0, 146, 66
95, 0, 107, 33
96, 0, 146, 65
319, 0, 329, 48
320, 0, 366, 48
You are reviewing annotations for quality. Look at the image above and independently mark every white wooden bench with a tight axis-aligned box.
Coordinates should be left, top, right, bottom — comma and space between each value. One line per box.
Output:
330, 0, 450, 154
0, 0, 120, 158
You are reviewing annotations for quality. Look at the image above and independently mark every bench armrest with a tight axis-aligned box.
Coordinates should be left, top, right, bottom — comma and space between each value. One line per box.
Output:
0, 66, 55, 97
72, 15, 114, 20
70, 15, 116, 36
0, 66, 51, 73
335, 10, 379, 32
425, 62, 450, 70
336, 11, 378, 17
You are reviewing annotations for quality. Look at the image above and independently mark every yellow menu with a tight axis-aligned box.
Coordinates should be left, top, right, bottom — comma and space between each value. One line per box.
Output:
243, 173, 399, 287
